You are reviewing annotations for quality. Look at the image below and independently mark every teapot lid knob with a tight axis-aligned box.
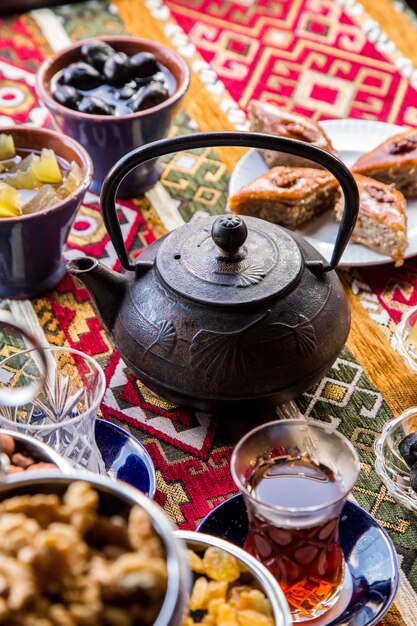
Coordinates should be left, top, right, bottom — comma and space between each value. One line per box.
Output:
211, 215, 248, 257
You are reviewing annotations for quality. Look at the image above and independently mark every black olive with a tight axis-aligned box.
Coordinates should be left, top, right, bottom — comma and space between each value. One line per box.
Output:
129, 52, 160, 79
77, 96, 114, 116
103, 52, 131, 86
53, 85, 81, 109
399, 432, 417, 467
81, 39, 115, 71
117, 85, 136, 100
129, 82, 170, 113
410, 462, 417, 493
61, 62, 102, 90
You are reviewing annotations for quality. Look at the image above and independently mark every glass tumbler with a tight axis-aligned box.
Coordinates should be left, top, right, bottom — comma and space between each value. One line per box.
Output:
0, 346, 106, 474
231, 419, 360, 622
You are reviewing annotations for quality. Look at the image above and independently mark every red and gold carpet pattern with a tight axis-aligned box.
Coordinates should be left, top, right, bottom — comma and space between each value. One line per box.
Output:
1, 1, 417, 621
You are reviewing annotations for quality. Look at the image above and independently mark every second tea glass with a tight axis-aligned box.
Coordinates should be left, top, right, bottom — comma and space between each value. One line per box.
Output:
231, 419, 360, 622
0, 346, 106, 474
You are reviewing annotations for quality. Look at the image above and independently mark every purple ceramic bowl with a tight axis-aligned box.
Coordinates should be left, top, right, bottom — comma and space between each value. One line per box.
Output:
36, 36, 190, 197
0, 125, 92, 299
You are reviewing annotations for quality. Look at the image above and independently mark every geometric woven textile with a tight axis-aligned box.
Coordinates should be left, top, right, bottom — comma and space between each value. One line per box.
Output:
2, 1, 417, 624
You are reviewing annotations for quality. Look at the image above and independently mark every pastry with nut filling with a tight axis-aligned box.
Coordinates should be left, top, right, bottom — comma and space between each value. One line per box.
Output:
228, 166, 340, 229
248, 100, 337, 169
335, 173, 407, 266
352, 129, 417, 197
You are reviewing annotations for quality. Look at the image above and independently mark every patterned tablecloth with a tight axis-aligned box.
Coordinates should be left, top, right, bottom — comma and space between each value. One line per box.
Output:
2, 0, 417, 624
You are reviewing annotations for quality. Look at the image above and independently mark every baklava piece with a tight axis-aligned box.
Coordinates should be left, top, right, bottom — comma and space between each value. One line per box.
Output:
248, 100, 337, 169
352, 129, 417, 197
228, 166, 340, 229
335, 173, 407, 266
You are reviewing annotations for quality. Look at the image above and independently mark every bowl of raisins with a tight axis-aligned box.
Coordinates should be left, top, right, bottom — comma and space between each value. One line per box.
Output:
36, 36, 190, 197
176, 530, 292, 626
375, 407, 417, 512
0, 125, 92, 298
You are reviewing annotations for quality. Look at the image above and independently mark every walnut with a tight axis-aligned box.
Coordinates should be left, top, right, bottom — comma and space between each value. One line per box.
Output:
22, 616, 53, 626
0, 555, 38, 611
0, 513, 40, 555
47, 604, 76, 626
63, 481, 99, 535
270, 168, 301, 188
127, 505, 154, 546
103, 606, 134, 626
388, 136, 417, 155
0, 483, 167, 626
0, 597, 8, 621
363, 183, 394, 203
285, 121, 319, 143
63, 576, 102, 625
0, 494, 68, 527
91, 552, 167, 601
28, 523, 88, 591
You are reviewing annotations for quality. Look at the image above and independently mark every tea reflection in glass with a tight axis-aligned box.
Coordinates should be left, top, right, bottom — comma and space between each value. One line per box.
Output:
231, 420, 360, 622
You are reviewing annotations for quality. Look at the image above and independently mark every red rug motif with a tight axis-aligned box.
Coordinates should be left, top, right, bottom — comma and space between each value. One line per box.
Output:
1, 0, 417, 537
166, 0, 417, 328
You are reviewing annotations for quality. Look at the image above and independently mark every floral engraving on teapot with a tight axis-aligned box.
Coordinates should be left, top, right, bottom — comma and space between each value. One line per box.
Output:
237, 262, 267, 287
212, 258, 267, 288
190, 311, 317, 380
190, 311, 269, 379
271, 315, 316, 357
144, 320, 176, 355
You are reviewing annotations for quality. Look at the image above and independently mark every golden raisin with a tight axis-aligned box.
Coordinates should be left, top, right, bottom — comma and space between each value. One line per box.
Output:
203, 547, 240, 583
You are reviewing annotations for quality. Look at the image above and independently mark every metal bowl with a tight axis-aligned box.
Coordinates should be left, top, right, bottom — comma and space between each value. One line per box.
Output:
0, 470, 190, 626
0, 429, 71, 475
175, 529, 292, 626
374, 408, 417, 512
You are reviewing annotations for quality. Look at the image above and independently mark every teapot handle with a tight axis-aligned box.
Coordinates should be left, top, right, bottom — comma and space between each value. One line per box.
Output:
101, 131, 359, 272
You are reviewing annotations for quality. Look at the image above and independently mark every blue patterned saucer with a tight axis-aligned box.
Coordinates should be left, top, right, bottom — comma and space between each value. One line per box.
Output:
95, 419, 156, 498
198, 495, 399, 626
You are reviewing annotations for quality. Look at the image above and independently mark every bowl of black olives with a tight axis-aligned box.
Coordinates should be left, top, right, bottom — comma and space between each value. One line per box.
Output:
375, 407, 417, 512
36, 36, 190, 197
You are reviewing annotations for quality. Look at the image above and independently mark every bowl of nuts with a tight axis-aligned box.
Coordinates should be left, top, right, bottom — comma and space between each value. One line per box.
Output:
36, 36, 190, 197
0, 470, 190, 625
375, 407, 417, 512
176, 530, 292, 626
0, 430, 71, 476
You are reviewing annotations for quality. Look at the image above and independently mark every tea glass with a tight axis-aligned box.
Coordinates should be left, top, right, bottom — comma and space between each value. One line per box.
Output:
0, 346, 106, 474
231, 419, 360, 622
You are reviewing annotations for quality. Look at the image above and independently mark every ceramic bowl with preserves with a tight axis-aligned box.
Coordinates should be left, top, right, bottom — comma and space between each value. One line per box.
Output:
176, 530, 292, 626
36, 36, 190, 197
374, 407, 417, 512
0, 470, 190, 626
0, 125, 92, 299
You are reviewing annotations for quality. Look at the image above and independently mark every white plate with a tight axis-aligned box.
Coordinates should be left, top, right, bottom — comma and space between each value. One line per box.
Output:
229, 118, 414, 267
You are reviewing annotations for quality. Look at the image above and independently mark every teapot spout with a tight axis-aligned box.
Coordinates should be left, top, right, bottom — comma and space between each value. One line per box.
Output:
67, 257, 129, 334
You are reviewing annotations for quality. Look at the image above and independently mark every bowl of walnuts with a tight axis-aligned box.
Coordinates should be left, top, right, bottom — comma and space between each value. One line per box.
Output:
0, 470, 190, 626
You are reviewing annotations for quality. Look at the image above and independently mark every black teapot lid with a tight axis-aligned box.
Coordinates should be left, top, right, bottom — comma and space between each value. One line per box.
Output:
156, 214, 303, 306
100, 131, 360, 304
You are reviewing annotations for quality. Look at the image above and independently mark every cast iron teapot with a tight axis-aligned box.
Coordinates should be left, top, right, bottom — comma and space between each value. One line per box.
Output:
67, 131, 359, 414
